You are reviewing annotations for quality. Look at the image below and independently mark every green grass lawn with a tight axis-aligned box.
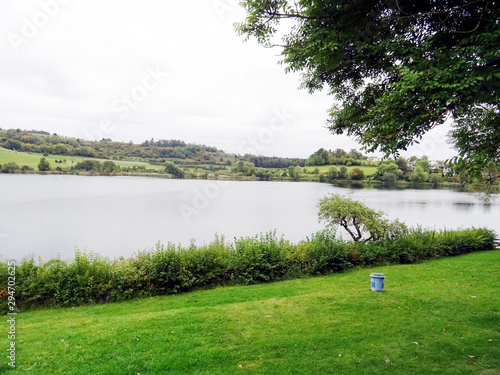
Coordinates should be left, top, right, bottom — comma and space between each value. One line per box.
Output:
0, 148, 163, 171
3, 250, 499, 374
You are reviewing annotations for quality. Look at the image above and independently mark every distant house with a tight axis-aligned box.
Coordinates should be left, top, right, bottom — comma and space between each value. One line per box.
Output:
430, 161, 451, 174
367, 156, 381, 163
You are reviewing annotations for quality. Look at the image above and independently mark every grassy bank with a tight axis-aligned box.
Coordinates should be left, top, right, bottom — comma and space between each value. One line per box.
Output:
2, 250, 499, 374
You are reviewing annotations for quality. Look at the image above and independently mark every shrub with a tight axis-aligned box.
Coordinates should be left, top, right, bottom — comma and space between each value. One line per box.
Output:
164, 161, 185, 178
74, 159, 102, 172
111, 255, 154, 300
147, 243, 182, 294
40, 251, 112, 306
230, 231, 289, 284
38, 157, 50, 171
1, 162, 20, 173
2, 228, 495, 311
21, 165, 34, 172
15, 258, 47, 307
384, 228, 434, 264
357, 227, 495, 266
66, 250, 113, 304
356, 240, 391, 266
178, 235, 230, 290
376, 162, 403, 182
293, 230, 353, 274
348, 167, 364, 180
434, 228, 495, 256
0, 262, 9, 314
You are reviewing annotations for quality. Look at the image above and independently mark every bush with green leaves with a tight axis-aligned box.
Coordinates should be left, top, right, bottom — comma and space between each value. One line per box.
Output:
1, 227, 495, 311
358, 227, 495, 265
376, 162, 403, 182
292, 229, 353, 274
146, 242, 183, 294
74, 159, 102, 172
38, 157, 50, 171
8, 251, 113, 309
433, 227, 495, 256
409, 166, 429, 183
348, 167, 364, 181
178, 235, 230, 290
110, 255, 154, 300
164, 161, 185, 178
230, 231, 290, 284
1, 162, 20, 173
0, 262, 9, 314
101, 160, 118, 175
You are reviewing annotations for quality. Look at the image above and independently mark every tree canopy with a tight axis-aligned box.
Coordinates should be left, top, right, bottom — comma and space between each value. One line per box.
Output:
38, 157, 50, 172
236, 0, 500, 175
317, 194, 407, 242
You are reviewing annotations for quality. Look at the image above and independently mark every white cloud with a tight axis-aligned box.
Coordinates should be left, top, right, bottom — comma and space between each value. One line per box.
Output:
0, 0, 457, 159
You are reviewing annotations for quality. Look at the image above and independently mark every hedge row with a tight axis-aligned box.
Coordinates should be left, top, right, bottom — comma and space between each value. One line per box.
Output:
1, 227, 495, 311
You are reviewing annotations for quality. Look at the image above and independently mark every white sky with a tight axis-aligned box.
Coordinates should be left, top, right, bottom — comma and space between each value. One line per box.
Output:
0, 0, 456, 160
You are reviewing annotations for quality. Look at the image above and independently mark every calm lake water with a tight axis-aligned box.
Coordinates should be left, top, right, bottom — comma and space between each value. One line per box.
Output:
1, 174, 498, 261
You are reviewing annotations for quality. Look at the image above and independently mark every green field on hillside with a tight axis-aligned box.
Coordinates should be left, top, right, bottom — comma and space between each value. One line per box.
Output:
0, 148, 163, 171
3, 250, 499, 374
0, 147, 379, 177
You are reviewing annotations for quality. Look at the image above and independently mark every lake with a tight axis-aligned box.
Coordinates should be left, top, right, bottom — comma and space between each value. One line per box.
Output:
1, 174, 498, 262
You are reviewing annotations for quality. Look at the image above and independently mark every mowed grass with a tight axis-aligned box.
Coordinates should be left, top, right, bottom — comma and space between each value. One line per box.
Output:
0, 148, 163, 171
4, 251, 499, 374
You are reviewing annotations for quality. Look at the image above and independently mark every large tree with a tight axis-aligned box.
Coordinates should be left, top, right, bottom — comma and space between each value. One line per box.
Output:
236, 0, 500, 178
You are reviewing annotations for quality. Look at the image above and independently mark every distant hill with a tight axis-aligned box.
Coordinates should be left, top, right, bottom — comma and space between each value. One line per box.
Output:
0, 128, 306, 169
0, 128, 382, 185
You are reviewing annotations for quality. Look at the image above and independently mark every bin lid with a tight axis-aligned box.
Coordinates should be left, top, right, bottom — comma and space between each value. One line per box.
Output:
370, 273, 386, 278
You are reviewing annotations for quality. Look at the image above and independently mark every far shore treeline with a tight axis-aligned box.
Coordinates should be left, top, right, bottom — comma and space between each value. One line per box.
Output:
0, 127, 486, 190
0, 227, 495, 312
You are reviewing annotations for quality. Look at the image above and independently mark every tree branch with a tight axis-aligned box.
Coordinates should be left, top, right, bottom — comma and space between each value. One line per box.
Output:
263, 11, 322, 21
395, 0, 486, 18
341, 220, 359, 242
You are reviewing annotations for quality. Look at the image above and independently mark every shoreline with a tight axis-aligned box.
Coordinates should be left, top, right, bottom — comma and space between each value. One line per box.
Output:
0, 169, 466, 191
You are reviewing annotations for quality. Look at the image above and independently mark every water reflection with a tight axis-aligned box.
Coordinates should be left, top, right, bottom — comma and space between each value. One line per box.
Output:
453, 202, 475, 211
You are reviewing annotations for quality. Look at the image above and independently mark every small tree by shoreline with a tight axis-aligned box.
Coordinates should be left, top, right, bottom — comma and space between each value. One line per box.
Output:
317, 194, 407, 243
38, 157, 50, 171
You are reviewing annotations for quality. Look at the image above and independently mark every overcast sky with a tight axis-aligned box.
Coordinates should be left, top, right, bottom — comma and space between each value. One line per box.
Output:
0, 0, 456, 160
